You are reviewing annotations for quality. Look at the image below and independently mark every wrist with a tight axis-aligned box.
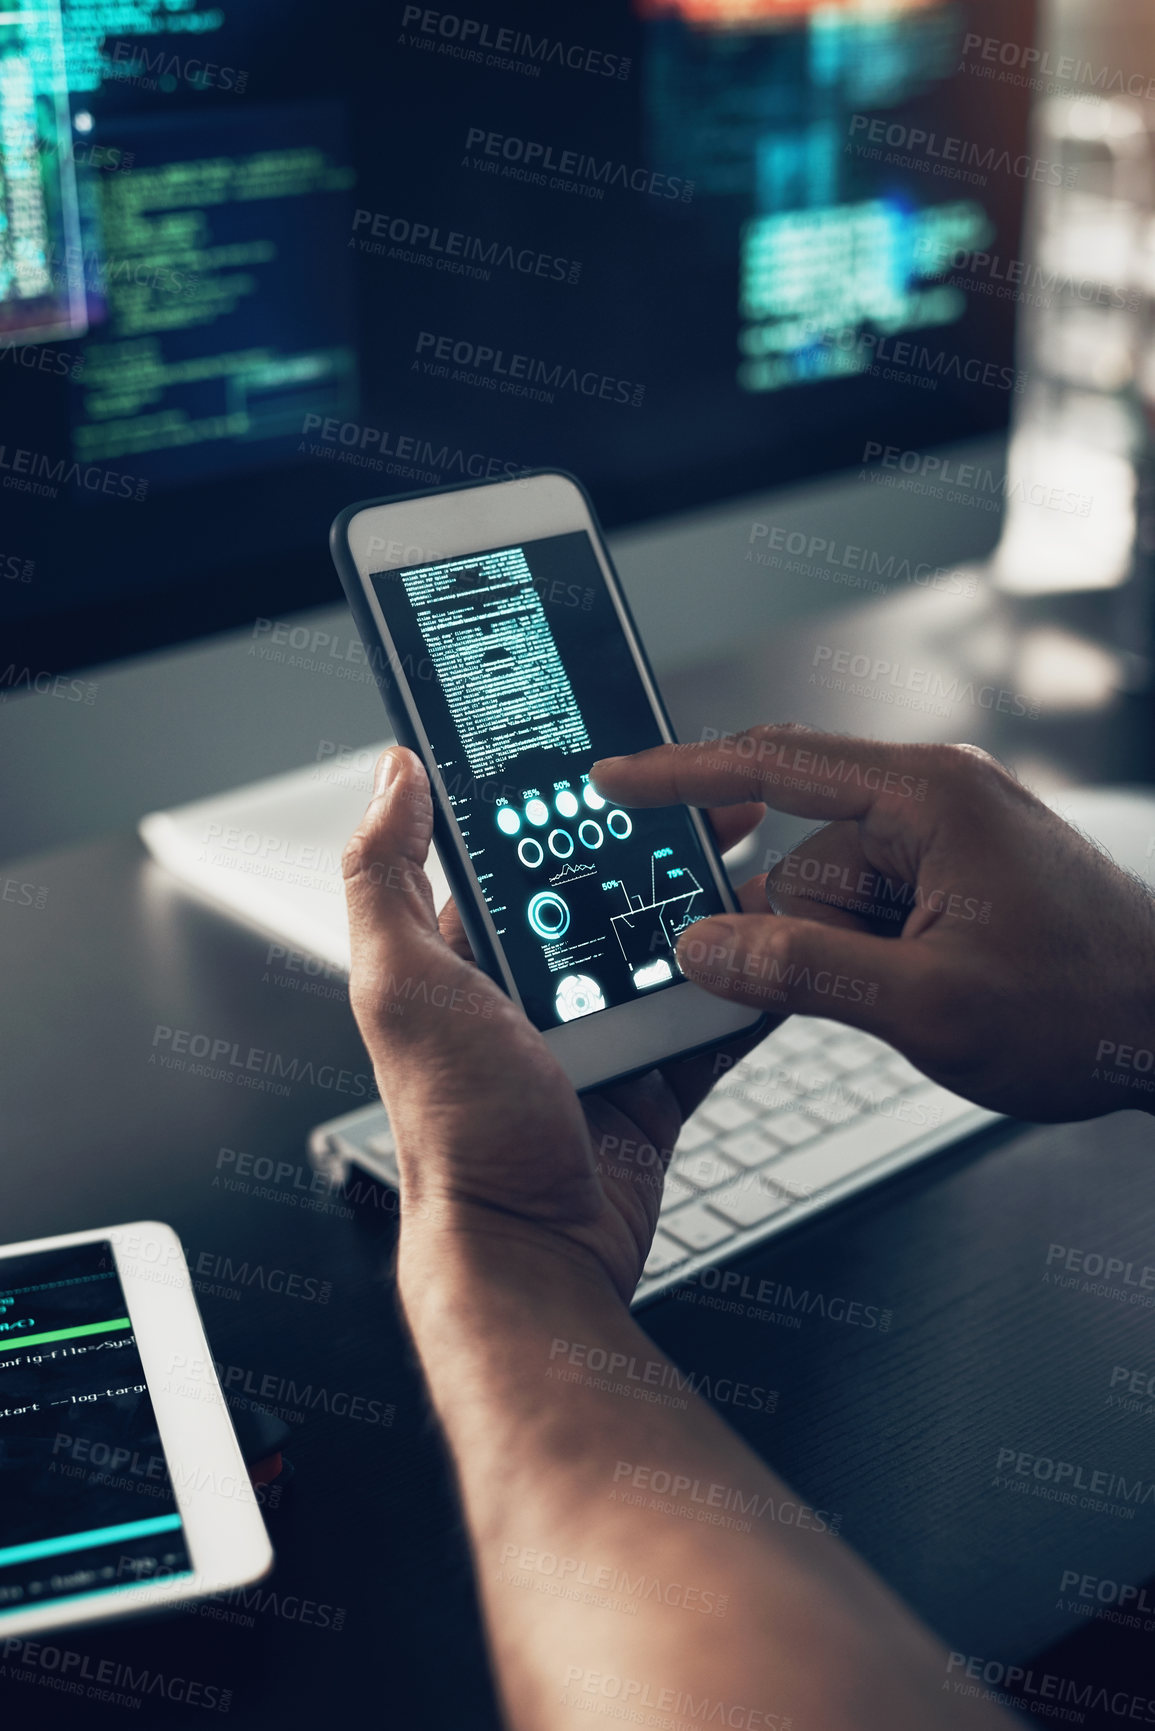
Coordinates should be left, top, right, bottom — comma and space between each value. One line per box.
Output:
397, 1201, 626, 1341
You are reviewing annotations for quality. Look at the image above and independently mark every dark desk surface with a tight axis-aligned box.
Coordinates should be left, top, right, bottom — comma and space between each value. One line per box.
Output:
3, 595, 1155, 1729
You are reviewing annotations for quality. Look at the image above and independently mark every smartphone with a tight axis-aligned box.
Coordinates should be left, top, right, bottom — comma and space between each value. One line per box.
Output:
330, 470, 765, 1090
0, 1223, 272, 1636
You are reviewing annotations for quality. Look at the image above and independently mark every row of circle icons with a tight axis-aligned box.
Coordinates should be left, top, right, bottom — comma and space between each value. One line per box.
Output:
516, 811, 632, 869
497, 784, 606, 837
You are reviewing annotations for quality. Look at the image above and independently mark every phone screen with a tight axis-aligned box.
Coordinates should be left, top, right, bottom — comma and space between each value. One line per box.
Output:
371, 530, 730, 1031
0, 1241, 192, 1618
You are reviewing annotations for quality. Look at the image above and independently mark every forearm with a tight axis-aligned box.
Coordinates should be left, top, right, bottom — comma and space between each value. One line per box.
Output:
399, 1220, 1016, 1731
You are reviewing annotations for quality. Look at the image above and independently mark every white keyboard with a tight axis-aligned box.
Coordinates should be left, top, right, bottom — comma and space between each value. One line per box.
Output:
307, 1016, 999, 1306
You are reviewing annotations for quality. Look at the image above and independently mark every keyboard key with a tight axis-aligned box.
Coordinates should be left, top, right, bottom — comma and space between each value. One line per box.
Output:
794, 1061, 840, 1092
901, 1082, 982, 1131
671, 1147, 740, 1191
662, 1201, 738, 1252
822, 1036, 880, 1073
697, 1095, 756, 1133
843, 1072, 901, 1109
765, 1021, 822, 1056
676, 1117, 716, 1152
751, 1080, 803, 1107
330, 1132, 369, 1170
708, 1176, 793, 1230
754, 1059, 800, 1087
643, 1231, 691, 1277
760, 1111, 822, 1147
764, 1088, 983, 1200
728, 1060, 799, 1109
661, 1174, 697, 1209
718, 1127, 783, 1168
803, 1093, 860, 1127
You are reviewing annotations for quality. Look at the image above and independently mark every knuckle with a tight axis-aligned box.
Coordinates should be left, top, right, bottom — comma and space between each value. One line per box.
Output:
745, 720, 812, 756
941, 742, 1004, 784
349, 954, 408, 1026
753, 916, 799, 979
347, 963, 383, 1020
764, 858, 789, 904
763, 914, 796, 958
341, 832, 368, 881
756, 720, 813, 738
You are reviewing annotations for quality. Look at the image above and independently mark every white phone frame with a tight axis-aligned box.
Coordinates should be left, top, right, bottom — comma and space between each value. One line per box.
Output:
341, 471, 764, 1090
0, 1221, 273, 1637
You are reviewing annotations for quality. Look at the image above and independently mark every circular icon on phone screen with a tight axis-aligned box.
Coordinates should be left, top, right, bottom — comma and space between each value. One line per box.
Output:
528, 891, 570, 940
554, 974, 606, 1022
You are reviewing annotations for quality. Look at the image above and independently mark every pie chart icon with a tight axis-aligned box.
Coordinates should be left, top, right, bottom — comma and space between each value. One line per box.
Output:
554, 973, 606, 1023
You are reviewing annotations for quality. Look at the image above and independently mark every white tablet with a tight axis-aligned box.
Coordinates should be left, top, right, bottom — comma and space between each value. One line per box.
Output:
0, 1222, 273, 1636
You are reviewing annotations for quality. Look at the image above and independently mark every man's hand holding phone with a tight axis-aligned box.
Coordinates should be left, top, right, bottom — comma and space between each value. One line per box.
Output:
343, 747, 769, 1305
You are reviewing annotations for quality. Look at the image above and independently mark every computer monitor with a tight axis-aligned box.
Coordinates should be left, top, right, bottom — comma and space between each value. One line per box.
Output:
1, 0, 1036, 676
0, 0, 86, 347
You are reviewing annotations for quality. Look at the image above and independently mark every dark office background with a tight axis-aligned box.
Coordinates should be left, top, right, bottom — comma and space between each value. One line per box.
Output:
3, 0, 1032, 672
